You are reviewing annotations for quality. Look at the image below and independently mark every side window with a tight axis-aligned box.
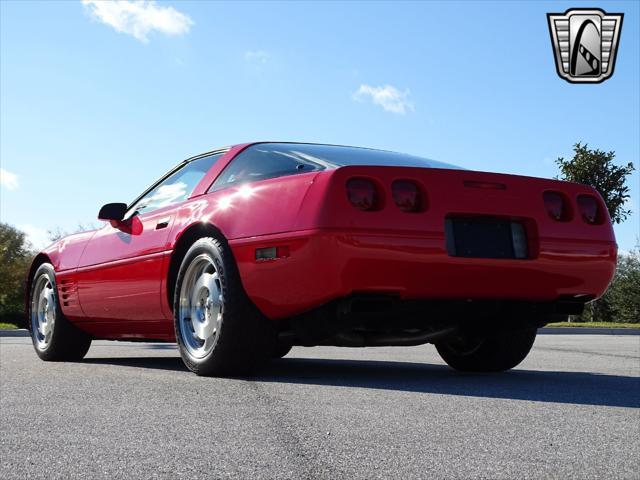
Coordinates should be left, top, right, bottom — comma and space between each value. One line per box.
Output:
129, 153, 223, 216
210, 145, 324, 191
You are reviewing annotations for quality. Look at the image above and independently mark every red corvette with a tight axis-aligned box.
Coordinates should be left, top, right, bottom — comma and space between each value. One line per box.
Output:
26, 142, 617, 376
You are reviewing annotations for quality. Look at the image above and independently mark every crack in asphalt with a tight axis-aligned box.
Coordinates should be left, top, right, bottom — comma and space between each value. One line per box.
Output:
243, 379, 344, 479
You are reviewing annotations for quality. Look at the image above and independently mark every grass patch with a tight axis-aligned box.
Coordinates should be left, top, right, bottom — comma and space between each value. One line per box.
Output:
546, 321, 640, 329
0, 322, 20, 330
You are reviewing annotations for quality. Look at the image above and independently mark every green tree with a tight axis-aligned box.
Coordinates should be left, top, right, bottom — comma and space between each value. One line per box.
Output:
0, 223, 34, 326
575, 250, 640, 323
556, 143, 634, 224
557, 143, 637, 323
606, 249, 640, 323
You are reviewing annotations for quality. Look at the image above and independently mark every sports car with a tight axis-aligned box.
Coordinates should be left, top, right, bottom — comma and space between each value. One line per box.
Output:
26, 142, 617, 376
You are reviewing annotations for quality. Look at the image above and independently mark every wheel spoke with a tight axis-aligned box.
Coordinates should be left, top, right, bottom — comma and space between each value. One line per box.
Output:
37, 318, 46, 336
202, 335, 215, 353
200, 317, 216, 339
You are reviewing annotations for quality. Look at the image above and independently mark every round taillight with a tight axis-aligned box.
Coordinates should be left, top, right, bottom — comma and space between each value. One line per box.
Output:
577, 195, 601, 224
392, 180, 423, 213
543, 191, 570, 221
346, 178, 380, 211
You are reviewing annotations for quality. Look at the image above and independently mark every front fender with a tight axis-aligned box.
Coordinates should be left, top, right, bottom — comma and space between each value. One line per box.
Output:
23, 230, 98, 322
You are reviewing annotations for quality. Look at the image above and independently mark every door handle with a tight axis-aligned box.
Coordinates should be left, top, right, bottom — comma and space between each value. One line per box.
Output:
155, 217, 171, 230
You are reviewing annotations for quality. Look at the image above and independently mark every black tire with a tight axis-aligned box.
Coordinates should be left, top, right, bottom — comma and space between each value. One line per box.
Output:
173, 237, 276, 376
435, 327, 537, 372
272, 345, 292, 359
28, 263, 92, 361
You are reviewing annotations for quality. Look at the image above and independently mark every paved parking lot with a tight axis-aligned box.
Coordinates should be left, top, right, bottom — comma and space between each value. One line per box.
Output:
1, 333, 639, 479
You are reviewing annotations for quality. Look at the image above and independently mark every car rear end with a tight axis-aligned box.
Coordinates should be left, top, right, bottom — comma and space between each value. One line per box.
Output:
312, 166, 615, 299
234, 164, 616, 321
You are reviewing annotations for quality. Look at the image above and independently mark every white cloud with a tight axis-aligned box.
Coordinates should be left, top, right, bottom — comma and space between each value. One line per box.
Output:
82, 0, 193, 43
245, 50, 270, 64
18, 224, 51, 251
0, 168, 19, 190
353, 84, 415, 115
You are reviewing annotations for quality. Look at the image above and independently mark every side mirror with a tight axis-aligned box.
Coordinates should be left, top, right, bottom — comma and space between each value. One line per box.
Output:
98, 203, 128, 222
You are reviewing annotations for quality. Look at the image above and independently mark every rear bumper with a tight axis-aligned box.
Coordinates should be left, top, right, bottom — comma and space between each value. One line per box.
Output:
230, 229, 617, 319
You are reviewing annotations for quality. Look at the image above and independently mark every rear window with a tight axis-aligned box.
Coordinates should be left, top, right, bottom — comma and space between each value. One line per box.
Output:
210, 143, 460, 191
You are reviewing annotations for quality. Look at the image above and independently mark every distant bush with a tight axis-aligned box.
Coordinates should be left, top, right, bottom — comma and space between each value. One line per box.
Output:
0, 223, 34, 327
573, 249, 640, 323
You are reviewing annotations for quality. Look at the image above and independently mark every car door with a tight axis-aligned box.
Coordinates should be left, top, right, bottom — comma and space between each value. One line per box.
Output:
76, 152, 224, 322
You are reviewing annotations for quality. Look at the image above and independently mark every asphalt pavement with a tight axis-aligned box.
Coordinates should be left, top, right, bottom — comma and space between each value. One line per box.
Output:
1, 333, 639, 479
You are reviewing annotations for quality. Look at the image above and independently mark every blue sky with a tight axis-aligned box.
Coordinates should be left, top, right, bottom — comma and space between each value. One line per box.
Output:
1, 0, 638, 251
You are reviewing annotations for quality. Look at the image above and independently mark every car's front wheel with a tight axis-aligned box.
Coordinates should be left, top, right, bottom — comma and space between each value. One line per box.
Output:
29, 263, 92, 361
173, 237, 275, 376
435, 327, 537, 372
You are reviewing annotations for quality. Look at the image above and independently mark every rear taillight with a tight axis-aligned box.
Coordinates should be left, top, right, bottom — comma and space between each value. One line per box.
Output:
543, 191, 570, 221
392, 180, 424, 212
346, 178, 380, 211
577, 195, 602, 224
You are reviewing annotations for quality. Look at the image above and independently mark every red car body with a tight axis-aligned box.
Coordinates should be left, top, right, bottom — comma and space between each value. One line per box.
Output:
28, 142, 617, 343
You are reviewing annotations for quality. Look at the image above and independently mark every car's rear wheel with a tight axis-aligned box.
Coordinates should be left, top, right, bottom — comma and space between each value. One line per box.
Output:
174, 237, 275, 376
29, 263, 92, 361
435, 327, 537, 372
